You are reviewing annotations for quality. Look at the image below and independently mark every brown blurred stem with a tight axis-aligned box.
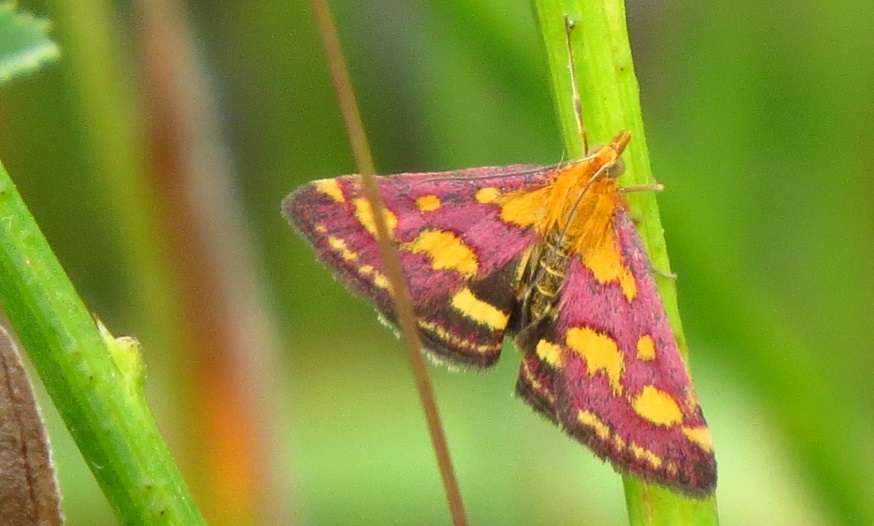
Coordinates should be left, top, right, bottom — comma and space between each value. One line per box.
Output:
138, 0, 290, 522
307, 1, 468, 525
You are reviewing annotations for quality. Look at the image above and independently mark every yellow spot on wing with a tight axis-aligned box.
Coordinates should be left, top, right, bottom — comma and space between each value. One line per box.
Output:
406, 230, 478, 277
535, 340, 564, 368
314, 179, 345, 202
580, 409, 671, 473
450, 288, 509, 329
577, 410, 610, 441
475, 187, 501, 204
361, 266, 390, 290
499, 187, 548, 227
415, 195, 441, 212
636, 335, 656, 361
682, 426, 714, 452
324, 236, 390, 289
418, 319, 501, 354
520, 360, 542, 390
582, 230, 637, 301
612, 434, 626, 451
327, 236, 358, 262
566, 327, 624, 393
630, 442, 663, 468
632, 385, 683, 426
645, 451, 663, 469
372, 274, 390, 290
353, 198, 397, 240
520, 360, 554, 404
579, 409, 665, 469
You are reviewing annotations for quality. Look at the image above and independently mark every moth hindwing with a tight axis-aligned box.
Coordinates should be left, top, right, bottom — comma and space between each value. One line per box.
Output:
283, 131, 716, 496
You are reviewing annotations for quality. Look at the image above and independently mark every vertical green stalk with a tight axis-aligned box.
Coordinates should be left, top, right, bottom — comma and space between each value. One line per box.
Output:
46, 0, 186, 374
529, 0, 720, 524
0, 164, 205, 523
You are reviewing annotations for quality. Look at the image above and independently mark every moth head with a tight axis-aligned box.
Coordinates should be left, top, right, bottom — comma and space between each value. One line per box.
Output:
586, 143, 627, 180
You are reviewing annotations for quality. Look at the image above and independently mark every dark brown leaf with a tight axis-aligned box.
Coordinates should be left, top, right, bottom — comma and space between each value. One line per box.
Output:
0, 325, 63, 525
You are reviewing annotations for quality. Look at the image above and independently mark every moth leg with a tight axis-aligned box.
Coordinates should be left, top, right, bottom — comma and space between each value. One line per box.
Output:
621, 182, 664, 193
640, 256, 678, 281
653, 266, 678, 280
634, 247, 678, 281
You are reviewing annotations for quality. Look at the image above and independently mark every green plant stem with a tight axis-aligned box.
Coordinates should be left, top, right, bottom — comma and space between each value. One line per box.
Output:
46, 0, 186, 381
529, 0, 719, 524
0, 164, 205, 524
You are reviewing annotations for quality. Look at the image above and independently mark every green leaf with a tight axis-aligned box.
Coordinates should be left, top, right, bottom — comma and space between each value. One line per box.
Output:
0, 3, 59, 85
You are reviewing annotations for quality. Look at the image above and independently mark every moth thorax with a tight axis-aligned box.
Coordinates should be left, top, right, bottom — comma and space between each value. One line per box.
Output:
548, 158, 622, 246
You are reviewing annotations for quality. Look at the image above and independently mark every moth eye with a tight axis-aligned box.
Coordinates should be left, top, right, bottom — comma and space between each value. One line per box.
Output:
607, 157, 626, 179
586, 144, 625, 179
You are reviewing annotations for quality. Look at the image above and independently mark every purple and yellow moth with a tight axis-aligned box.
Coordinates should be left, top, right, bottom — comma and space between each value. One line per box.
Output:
283, 16, 715, 495
282, 128, 716, 496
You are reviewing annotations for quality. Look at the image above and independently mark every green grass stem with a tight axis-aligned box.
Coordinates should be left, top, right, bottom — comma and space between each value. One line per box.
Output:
529, 1, 720, 523
0, 163, 205, 524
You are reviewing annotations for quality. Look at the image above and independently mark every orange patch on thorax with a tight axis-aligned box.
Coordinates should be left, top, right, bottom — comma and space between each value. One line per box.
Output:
499, 148, 637, 300
500, 147, 625, 245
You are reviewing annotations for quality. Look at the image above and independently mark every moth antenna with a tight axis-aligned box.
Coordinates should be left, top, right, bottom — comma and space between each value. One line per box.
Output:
416, 165, 550, 185
564, 16, 587, 154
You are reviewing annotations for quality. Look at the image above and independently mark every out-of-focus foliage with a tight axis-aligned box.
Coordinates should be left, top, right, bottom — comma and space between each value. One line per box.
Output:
0, 0, 870, 524
0, 3, 58, 83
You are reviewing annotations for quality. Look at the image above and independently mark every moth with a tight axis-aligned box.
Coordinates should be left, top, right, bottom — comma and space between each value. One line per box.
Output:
283, 23, 715, 497
282, 128, 716, 496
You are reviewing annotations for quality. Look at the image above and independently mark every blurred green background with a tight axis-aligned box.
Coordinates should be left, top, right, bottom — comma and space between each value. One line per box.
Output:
1, 0, 872, 524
